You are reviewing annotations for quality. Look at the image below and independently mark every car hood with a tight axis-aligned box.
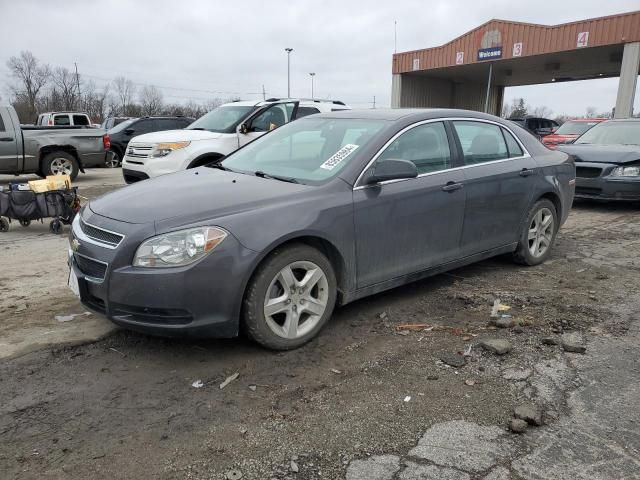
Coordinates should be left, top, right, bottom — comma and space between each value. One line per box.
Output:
556, 144, 640, 164
130, 129, 225, 143
89, 168, 311, 226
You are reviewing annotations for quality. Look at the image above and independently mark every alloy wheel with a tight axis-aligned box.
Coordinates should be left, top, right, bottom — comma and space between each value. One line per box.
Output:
50, 157, 74, 175
528, 207, 554, 258
106, 151, 120, 168
263, 260, 329, 339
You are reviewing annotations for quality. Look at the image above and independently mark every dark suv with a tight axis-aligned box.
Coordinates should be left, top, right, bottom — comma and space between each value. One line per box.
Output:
107, 116, 194, 167
509, 117, 559, 139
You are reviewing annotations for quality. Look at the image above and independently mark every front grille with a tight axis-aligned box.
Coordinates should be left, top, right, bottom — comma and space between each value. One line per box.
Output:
75, 254, 107, 281
80, 219, 123, 247
111, 304, 193, 325
576, 186, 602, 196
576, 166, 603, 178
126, 144, 153, 158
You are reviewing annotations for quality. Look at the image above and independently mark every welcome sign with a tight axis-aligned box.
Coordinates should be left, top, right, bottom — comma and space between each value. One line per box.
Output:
477, 46, 502, 61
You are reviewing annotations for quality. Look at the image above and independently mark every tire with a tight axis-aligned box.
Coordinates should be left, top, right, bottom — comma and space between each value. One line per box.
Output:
0, 218, 8, 233
513, 199, 558, 266
41, 151, 79, 180
19, 219, 31, 227
49, 219, 62, 234
242, 244, 337, 350
106, 149, 121, 168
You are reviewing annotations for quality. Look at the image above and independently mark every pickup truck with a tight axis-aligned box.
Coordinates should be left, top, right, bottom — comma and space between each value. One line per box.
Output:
0, 105, 111, 180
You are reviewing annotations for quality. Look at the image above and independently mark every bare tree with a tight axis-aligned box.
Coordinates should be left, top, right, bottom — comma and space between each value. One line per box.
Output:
585, 106, 598, 118
52, 67, 80, 110
531, 105, 553, 118
6, 51, 50, 120
113, 76, 136, 115
83, 81, 110, 123
139, 85, 164, 116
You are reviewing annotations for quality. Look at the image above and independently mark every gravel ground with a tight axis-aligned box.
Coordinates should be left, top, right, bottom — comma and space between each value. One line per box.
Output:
0, 172, 639, 479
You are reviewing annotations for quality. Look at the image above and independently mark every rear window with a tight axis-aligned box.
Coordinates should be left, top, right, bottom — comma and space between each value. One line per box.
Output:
53, 115, 70, 126
73, 115, 90, 126
296, 107, 321, 118
555, 121, 599, 135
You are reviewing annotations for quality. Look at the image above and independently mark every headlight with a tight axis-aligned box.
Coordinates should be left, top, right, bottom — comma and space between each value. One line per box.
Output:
151, 141, 191, 157
610, 166, 640, 177
133, 227, 227, 267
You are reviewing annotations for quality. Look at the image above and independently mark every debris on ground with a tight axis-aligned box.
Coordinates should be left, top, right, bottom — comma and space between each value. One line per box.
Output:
463, 344, 473, 357
439, 353, 466, 368
509, 418, 528, 433
490, 299, 511, 317
290, 460, 299, 473
55, 312, 92, 322
514, 404, 543, 426
379, 312, 388, 320
479, 339, 513, 355
225, 469, 243, 480
404, 396, 411, 402
219, 372, 239, 389
502, 367, 532, 381
493, 316, 515, 328
396, 323, 433, 331
464, 379, 475, 386
561, 332, 587, 353
248, 384, 257, 391
191, 380, 204, 388
541, 337, 560, 346
330, 368, 342, 374
427, 375, 439, 380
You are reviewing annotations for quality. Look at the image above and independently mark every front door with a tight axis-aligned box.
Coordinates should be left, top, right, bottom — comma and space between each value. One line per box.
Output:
238, 102, 298, 148
353, 121, 466, 288
0, 109, 19, 173
451, 120, 537, 256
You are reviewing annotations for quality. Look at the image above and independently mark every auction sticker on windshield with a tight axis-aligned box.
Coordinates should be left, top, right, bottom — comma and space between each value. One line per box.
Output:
320, 144, 358, 171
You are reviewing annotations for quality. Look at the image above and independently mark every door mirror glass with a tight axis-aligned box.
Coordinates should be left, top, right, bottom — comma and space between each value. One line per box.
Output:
366, 158, 418, 184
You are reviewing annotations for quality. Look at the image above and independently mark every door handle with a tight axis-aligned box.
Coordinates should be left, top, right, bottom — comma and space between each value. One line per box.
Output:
0, 137, 14, 142
442, 181, 463, 192
519, 168, 535, 177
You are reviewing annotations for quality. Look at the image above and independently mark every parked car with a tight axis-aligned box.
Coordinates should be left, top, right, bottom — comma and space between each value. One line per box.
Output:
509, 116, 559, 138
101, 116, 134, 130
0, 105, 111, 180
107, 116, 193, 168
36, 112, 93, 127
557, 118, 640, 201
121, 98, 350, 183
69, 108, 574, 350
542, 118, 606, 149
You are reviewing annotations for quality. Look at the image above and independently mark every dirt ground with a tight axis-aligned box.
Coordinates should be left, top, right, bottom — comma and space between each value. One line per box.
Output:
1, 170, 639, 479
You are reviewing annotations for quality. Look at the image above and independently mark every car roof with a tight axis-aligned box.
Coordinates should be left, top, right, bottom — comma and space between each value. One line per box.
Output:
314, 108, 509, 122
568, 118, 608, 122
604, 117, 640, 122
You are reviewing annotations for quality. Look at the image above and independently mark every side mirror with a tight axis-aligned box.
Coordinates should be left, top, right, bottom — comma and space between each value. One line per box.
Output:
124, 128, 135, 135
239, 123, 249, 134
365, 159, 418, 185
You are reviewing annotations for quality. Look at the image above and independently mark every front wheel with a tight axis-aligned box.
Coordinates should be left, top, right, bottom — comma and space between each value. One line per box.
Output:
242, 245, 337, 350
41, 151, 79, 180
513, 199, 558, 266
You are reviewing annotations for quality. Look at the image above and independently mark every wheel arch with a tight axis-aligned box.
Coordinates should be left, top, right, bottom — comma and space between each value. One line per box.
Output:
535, 191, 562, 224
39, 146, 83, 171
186, 153, 224, 169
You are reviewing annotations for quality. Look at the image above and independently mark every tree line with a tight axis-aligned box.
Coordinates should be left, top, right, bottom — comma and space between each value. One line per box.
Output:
3, 51, 236, 124
502, 97, 612, 124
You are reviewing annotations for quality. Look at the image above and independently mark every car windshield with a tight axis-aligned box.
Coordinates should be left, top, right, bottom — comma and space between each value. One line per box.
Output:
220, 117, 387, 184
186, 105, 255, 133
555, 121, 599, 135
575, 121, 640, 145
109, 118, 137, 133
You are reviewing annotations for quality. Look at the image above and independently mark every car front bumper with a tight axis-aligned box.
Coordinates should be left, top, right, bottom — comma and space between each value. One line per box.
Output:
575, 162, 640, 201
122, 149, 190, 182
69, 210, 259, 338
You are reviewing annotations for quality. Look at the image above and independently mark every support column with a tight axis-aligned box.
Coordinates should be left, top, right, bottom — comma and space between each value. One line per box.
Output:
391, 74, 402, 108
614, 42, 640, 119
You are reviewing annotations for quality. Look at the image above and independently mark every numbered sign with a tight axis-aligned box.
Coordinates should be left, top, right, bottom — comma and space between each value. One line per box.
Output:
512, 42, 523, 57
577, 31, 589, 48
456, 51, 464, 65
412, 58, 420, 71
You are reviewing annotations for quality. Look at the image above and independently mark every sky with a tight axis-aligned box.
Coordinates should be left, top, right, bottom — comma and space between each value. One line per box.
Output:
0, 0, 638, 117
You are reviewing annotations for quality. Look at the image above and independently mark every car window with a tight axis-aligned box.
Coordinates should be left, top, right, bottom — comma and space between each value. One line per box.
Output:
453, 121, 508, 165
133, 119, 155, 134
73, 115, 90, 126
54, 115, 70, 126
156, 119, 180, 130
378, 122, 451, 174
0, 114, 5, 132
250, 103, 296, 132
187, 105, 254, 133
296, 107, 321, 119
502, 128, 524, 157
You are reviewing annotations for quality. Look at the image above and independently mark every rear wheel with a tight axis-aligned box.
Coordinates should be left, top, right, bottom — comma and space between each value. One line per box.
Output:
0, 218, 8, 232
42, 151, 79, 180
242, 245, 337, 350
513, 199, 557, 266
105, 149, 121, 168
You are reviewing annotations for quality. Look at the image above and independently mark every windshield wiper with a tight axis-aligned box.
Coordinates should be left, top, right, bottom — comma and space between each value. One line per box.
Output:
207, 163, 234, 172
254, 170, 299, 184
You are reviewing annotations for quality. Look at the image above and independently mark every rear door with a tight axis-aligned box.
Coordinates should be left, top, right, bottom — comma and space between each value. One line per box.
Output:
0, 109, 19, 172
452, 120, 537, 256
353, 121, 466, 288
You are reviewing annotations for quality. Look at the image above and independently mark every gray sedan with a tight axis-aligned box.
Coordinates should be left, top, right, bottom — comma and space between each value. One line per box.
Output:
68, 109, 575, 350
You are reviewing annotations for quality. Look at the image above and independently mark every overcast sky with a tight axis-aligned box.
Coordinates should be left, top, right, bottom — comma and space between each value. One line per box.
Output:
1, 0, 638, 116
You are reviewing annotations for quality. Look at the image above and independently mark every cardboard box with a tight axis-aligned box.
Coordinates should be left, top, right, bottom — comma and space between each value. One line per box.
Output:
46, 175, 71, 191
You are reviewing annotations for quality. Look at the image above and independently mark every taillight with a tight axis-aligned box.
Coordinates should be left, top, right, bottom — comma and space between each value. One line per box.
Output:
48, 118, 53, 126
103, 133, 111, 150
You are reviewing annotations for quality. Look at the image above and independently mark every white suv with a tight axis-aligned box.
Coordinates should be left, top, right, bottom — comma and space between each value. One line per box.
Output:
121, 98, 350, 183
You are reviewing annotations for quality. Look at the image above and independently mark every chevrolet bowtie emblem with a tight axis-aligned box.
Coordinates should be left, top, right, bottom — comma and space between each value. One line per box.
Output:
71, 238, 81, 252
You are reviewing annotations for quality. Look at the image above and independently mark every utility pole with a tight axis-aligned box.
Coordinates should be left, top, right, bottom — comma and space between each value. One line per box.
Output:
262, 84, 266, 100
394, 21, 397, 53
285, 48, 293, 98
309, 72, 315, 99
372, 95, 376, 109
74, 62, 81, 109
